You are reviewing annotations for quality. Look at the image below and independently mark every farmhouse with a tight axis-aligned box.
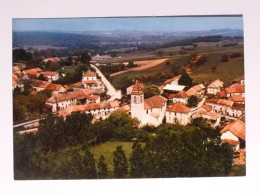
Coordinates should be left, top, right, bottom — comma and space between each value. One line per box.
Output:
169, 90, 188, 104
92, 54, 112, 61
45, 83, 67, 95
227, 104, 245, 118
219, 83, 245, 98
206, 79, 223, 95
130, 80, 167, 127
82, 70, 97, 88
32, 79, 50, 91
186, 84, 206, 97
43, 57, 61, 63
59, 100, 119, 119
166, 103, 191, 125
45, 89, 99, 112
205, 99, 234, 115
23, 68, 42, 80
41, 71, 60, 82
220, 119, 245, 150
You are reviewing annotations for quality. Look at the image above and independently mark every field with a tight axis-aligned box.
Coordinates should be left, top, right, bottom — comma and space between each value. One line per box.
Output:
109, 44, 244, 88
110, 55, 190, 88
190, 49, 244, 85
110, 58, 169, 77
90, 141, 135, 176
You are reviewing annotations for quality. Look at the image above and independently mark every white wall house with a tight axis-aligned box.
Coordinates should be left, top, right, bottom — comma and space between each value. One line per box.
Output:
166, 103, 191, 125
220, 119, 245, 151
227, 105, 245, 118
170, 90, 188, 104
206, 79, 223, 95
205, 99, 234, 115
41, 72, 60, 82
130, 81, 167, 127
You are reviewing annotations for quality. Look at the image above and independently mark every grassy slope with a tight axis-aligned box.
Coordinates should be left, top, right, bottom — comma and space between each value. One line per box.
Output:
190, 50, 244, 85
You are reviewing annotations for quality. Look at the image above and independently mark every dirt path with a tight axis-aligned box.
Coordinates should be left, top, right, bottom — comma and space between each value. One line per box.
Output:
110, 58, 169, 77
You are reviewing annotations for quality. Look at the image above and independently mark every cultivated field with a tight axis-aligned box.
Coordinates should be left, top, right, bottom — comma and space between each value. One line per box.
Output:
110, 58, 169, 77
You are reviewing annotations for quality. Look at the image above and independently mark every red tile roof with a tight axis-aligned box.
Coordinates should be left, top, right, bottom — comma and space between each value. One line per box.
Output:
23, 68, 42, 78
32, 79, 49, 88
83, 70, 96, 77
83, 88, 93, 95
220, 119, 245, 140
186, 88, 197, 96
41, 72, 57, 76
219, 90, 227, 98
46, 90, 90, 103
231, 95, 245, 102
88, 95, 100, 101
45, 83, 63, 91
168, 94, 176, 99
206, 99, 234, 107
167, 103, 191, 113
132, 80, 144, 95
202, 104, 212, 112
208, 79, 223, 88
174, 90, 188, 99
83, 80, 97, 84
144, 95, 167, 110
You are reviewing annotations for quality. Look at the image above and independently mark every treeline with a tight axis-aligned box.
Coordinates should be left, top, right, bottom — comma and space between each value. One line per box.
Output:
14, 111, 234, 179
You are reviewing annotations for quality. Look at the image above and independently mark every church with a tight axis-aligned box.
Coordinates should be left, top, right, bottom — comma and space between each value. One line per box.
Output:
130, 80, 167, 127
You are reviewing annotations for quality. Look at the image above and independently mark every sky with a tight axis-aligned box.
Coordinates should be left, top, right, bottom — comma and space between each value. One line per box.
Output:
13, 16, 243, 32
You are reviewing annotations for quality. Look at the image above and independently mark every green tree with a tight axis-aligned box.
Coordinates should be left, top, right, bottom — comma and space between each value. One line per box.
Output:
178, 70, 193, 87
82, 149, 97, 179
143, 84, 160, 98
187, 95, 198, 107
13, 48, 33, 62
130, 141, 145, 178
221, 54, 229, 62
81, 52, 91, 64
97, 155, 108, 179
113, 145, 128, 178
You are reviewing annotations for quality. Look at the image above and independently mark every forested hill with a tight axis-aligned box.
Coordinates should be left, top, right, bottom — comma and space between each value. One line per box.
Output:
13, 31, 100, 48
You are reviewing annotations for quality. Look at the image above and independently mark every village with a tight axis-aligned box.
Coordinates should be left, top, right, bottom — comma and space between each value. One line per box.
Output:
13, 55, 245, 157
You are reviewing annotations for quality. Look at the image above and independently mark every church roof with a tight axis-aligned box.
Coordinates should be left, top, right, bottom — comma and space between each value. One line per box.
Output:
144, 95, 167, 110
131, 80, 144, 95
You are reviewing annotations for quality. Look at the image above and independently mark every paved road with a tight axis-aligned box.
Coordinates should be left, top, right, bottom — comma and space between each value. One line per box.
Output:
13, 119, 39, 128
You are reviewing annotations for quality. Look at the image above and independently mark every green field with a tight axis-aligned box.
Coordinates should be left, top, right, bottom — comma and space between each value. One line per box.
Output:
110, 55, 190, 88
190, 50, 244, 85
90, 140, 135, 176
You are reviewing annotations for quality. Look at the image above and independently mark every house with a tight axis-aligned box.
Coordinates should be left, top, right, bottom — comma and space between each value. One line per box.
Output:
240, 77, 245, 86
41, 71, 60, 82
126, 82, 145, 95
82, 70, 97, 88
45, 83, 66, 95
59, 100, 120, 119
45, 89, 99, 112
43, 57, 61, 63
205, 99, 234, 115
220, 119, 245, 150
229, 95, 245, 104
169, 90, 188, 104
197, 109, 221, 127
130, 80, 167, 127
206, 79, 224, 95
23, 68, 42, 80
220, 83, 245, 98
227, 103, 245, 118
166, 103, 191, 125
163, 84, 186, 94
92, 54, 112, 61
12, 75, 24, 91
186, 84, 206, 97
32, 79, 49, 91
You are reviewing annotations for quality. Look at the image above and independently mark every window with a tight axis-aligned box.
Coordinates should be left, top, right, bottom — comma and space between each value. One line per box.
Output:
169, 117, 171, 121
134, 96, 136, 103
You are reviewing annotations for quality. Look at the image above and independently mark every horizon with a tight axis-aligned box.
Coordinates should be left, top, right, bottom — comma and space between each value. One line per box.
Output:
13, 16, 243, 33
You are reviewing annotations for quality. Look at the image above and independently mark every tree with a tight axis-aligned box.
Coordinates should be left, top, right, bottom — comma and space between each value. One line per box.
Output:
187, 95, 198, 107
113, 145, 128, 178
221, 54, 229, 62
130, 141, 145, 178
97, 155, 108, 179
81, 52, 91, 64
143, 125, 234, 177
143, 84, 160, 98
13, 48, 33, 62
178, 70, 193, 87
82, 149, 97, 179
